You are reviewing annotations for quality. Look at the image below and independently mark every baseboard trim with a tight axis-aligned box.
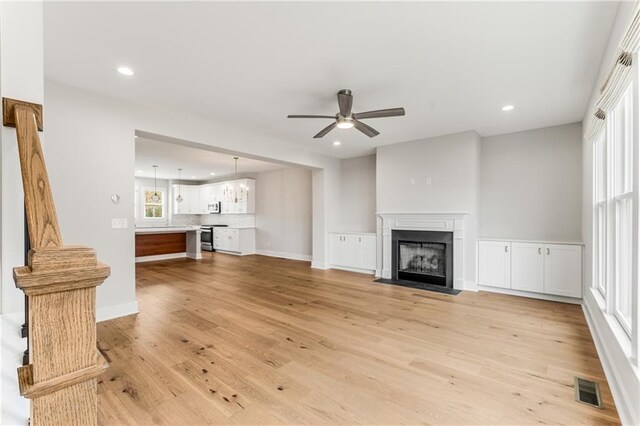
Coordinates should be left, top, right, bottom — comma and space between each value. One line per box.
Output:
255, 249, 311, 262
329, 265, 376, 275
311, 261, 328, 270
477, 285, 582, 304
97, 301, 139, 323
582, 295, 639, 426
135, 253, 186, 263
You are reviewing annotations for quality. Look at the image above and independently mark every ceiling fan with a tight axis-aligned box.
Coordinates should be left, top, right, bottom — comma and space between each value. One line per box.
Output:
287, 89, 405, 138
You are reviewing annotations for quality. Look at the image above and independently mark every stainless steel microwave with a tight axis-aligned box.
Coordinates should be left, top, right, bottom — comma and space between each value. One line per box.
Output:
208, 201, 221, 214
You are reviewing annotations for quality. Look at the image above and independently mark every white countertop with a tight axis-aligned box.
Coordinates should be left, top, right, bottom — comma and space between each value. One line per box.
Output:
135, 225, 200, 234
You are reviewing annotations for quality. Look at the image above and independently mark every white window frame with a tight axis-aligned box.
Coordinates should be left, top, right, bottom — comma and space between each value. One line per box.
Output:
138, 186, 167, 223
596, 83, 635, 338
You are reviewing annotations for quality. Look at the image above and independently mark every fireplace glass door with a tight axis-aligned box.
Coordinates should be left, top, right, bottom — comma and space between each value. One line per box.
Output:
397, 241, 447, 286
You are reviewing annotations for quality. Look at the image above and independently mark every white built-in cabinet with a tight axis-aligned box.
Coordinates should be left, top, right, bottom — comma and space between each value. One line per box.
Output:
478, 239, 582, 299
213, 227, 256, 255
173, 179, 255, 215
329, 233, 376, 272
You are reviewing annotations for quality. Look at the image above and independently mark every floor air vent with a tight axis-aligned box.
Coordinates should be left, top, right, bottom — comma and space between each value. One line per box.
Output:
574, 377, 603, 408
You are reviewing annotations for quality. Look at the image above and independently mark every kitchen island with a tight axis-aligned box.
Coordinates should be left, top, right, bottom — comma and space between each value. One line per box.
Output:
135, 226, 202, 262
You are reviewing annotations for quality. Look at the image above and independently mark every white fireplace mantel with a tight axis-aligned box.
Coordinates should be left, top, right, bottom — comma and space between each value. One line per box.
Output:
376, 212, 469, 290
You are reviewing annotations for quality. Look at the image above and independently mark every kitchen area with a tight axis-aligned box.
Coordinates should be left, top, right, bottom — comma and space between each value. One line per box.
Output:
134, 137, 312, 264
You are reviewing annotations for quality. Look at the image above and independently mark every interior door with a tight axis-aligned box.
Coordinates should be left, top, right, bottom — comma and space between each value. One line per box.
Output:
543, 244, 582, 298
511, 242, 544, 293
478, 240, 511, 289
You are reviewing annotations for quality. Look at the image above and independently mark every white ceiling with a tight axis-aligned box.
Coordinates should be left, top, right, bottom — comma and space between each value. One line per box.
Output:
44, 1, 618, 159
135, 137, 286, 181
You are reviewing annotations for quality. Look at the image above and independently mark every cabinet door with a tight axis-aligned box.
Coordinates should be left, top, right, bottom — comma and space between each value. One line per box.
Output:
357, 235, 376, 270
329, 234, 344, 266
511, 242, 544, 293
227, 229, 240, 252
344, 235, 358, 267
187, 187, 199, 214
544, 244, 582, 298
478, 241, 511, 289
199, 185, 211, 214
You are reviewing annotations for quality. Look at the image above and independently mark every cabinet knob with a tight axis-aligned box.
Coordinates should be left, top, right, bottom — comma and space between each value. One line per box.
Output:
547, 248, 550, 255
358, 237, 361, 243
505, 245, 509, 253
538, 248, 542, 255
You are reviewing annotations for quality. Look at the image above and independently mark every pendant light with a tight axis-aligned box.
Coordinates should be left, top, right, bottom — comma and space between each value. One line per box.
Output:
176, 168, 184, 203
151, 165, 161, 202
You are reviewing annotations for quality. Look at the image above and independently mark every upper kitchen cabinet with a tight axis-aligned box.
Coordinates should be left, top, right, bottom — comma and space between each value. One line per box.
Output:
221, 179, 255, 214
173, 179, 255, 215
172, 184, 200, 214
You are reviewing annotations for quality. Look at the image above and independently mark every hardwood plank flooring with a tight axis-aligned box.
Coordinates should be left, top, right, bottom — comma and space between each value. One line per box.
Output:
97, 253, 620, 425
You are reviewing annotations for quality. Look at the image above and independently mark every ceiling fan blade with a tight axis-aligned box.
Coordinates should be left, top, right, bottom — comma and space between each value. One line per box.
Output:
337, 89, 353, 117
353, 108, 405, 120
313, 122, 337, 138
288, 114, 335, 119
353, 119, 380, 138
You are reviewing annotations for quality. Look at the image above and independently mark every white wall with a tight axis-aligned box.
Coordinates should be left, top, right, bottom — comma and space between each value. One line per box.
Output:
376, 131, 481, 285
340, 155, 376, 233
480, 122, 582, 241
45, 83, 139, 321
254, 168, 312, 260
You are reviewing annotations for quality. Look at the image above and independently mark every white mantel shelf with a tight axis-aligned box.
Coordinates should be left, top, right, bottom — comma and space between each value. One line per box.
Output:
376, 212, 470, 290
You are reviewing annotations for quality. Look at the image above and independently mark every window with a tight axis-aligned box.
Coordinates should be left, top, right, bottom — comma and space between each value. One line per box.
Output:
593, 133, 607, 298
143, 189, 165, 219
611, 85, 634, 333
594, 83, 634, 336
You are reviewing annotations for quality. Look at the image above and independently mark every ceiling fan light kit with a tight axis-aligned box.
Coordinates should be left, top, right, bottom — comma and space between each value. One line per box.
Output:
288, 89, 405, 139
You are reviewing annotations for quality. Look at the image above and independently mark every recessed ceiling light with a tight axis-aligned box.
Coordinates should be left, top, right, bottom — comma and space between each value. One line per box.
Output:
137, 170, 143, 173
191, 176, 196, 179
117, 66, 134, 76
210, 172, 216, 176
502, 104, 515, 112
333, 141, 341, 146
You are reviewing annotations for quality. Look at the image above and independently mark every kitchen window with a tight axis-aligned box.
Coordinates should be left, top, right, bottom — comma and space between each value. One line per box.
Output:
143, 189, 165, 219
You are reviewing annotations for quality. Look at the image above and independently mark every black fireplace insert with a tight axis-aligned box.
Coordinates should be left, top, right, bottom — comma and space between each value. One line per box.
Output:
391, 230, 453, 288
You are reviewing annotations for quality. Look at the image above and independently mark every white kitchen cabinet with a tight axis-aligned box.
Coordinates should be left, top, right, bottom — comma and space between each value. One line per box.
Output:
172, 184, 200, 215
478, 240, 511, 289
511, 242, 544, 293
329, 233, 376, 272
543, 244, 582, 298
478, 239, 582, 300
213, 227, 255, 255
198, 185, 212, 214
220, 179, 255, 214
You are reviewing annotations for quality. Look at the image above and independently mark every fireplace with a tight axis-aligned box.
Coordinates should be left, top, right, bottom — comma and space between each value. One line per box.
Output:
392, 230, 453, 288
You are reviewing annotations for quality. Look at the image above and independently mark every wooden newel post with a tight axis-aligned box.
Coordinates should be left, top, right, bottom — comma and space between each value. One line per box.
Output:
3, 98, 110, 425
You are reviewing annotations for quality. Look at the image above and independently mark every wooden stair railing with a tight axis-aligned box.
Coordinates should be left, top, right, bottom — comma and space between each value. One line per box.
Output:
3, 98, 110, 425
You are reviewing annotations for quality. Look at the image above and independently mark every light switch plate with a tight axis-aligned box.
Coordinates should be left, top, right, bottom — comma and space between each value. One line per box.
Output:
111, 218, 128, 229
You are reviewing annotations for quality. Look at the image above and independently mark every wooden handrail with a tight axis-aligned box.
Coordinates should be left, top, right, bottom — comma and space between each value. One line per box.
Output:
3, 97, 110, 425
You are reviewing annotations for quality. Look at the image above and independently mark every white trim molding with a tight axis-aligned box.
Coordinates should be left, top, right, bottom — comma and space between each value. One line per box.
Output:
97, 301, 140, 323
376, 212, 469, 290
583, 289, 640, 426
256, 249, 312, 262
135, 253, 187, 263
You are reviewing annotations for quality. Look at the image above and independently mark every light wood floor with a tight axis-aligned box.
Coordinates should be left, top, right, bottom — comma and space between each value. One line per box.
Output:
97, 253, 620, 425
